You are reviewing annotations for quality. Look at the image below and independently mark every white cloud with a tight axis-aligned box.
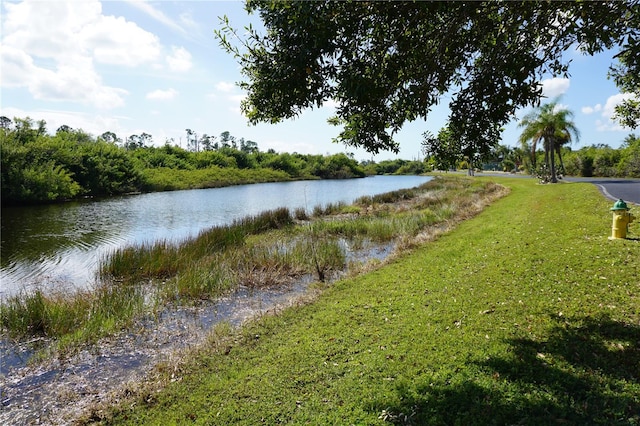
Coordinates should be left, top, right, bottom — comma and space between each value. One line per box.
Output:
166, 46, 192, 72
553, 103, 569, 113
2, 1, 161, 65
146, 88, 179, 100
541, 77, 570, 98
227, 94, 246, 114
33, 56, 129, 108
125, 0, 187, 36
0, 46, 35, 87
83, 16, 162, 66
581, 104, 602, 115
595, 118, 623, 132
1, 0, 162, 109
215, 81, 236, 93
602, 93, 635, 119
588, 93, 637, 131
208, 84, 245, 113
2, 1, 100, 59
0, 45, 128, 108
179, 12, 199, 31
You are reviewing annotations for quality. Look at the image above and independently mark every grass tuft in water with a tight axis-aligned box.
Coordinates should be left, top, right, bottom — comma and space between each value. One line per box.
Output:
1, 283, 145, 349
99, 207, 294, 283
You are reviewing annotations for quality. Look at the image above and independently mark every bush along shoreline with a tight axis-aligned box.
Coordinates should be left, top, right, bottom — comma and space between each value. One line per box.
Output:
0, 117, 367, 206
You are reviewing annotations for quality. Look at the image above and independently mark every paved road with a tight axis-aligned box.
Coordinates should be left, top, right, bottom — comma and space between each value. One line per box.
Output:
454, 172, 640, 205
564, 177, 640, 205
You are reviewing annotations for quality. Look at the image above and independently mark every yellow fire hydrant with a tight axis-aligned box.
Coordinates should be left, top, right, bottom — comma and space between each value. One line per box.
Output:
609, 199, 635, 240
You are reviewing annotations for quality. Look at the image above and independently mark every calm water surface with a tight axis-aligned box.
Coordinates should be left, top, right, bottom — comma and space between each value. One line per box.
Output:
1, 175, 432, 296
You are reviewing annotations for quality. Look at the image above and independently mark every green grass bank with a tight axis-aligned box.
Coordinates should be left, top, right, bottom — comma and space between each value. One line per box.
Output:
96, 177, 639, 425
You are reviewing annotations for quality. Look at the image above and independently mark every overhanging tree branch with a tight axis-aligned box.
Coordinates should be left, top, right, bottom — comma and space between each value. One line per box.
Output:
216, 0, 640, 154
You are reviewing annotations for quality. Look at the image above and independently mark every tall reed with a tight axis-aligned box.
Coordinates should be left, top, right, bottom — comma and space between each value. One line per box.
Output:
312, 201, 349, 217
99, 208, 294, 283
0, 283, 144, 344
100, 240, 180, 282
231, 207, 293, 234
164, 263, 234, 301
355, 187, 418, 205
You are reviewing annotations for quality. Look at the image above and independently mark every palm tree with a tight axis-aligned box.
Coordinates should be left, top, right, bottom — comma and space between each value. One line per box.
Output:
518, 99, 580, 183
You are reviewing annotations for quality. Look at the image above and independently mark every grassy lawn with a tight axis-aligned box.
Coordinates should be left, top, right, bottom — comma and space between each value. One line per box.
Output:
97, 177, 639, 425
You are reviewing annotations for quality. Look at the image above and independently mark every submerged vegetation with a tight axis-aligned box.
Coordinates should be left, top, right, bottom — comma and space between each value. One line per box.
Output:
0, 177, 506, 356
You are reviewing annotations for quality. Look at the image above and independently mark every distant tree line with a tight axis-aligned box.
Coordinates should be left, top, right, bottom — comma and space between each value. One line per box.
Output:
511, 134, 639, 179
560, 136, 640, 178
0, 117, 367, 205
361, 159, 429, 176
4, 116, 636, 206
486, 138, 639, 179
423, 122, 640, 179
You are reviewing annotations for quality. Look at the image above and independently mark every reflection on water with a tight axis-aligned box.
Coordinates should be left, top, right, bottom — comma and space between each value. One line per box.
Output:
1, 176, 432, 296
1, 199, 133, 295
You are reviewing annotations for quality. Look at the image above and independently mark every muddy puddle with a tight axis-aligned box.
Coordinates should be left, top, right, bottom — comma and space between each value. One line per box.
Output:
0, 241, 395, 425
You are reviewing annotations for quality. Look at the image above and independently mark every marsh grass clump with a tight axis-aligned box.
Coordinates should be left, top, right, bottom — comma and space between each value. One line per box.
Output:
355, 186, 417, 205
184, 225, 246, 259
1, 290, 56, 336
0, 283, 144, 348
292, 234, 346, 282
99, 240, 180, 283
164, 264, 233, 301
234, 242, 307, 287
314, 217, 397, 242
312, 201, 349, 217
294, 207, 309, 220
231, 206, 293, 234
0, 289, 97, 339
100, 208, 294, 283
76, 283, 145, 342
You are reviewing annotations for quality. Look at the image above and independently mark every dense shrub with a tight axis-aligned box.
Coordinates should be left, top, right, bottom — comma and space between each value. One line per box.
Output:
560, 135, 639, 177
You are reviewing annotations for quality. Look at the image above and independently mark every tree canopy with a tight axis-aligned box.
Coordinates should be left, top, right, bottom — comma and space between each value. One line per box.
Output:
217, 1, 639, 154
610, 33, 640, 128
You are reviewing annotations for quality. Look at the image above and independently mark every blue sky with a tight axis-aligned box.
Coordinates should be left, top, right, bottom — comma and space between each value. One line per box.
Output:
1, 0, 636, 161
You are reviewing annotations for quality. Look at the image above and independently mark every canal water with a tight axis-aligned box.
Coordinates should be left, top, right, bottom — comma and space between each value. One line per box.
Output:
1, 175, 432, 297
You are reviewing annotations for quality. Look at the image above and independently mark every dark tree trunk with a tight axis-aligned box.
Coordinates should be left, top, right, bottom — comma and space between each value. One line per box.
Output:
556, 145, 565, 177
549, 138, 558, 183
